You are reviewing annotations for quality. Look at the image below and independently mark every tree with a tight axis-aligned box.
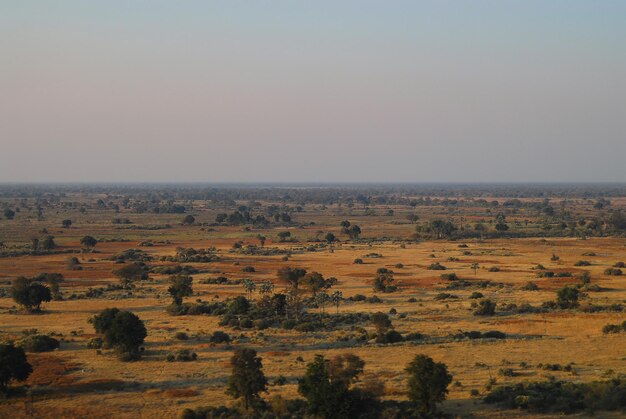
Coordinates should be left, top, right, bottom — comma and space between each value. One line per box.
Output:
325, 232, 337, 252
80, 235, 98, 250
347, 225, 361, 239
168, 275, 193, 306
182, 214, 195, 225
226, 348, 267, 410
416, 219, 457, 240
405, 354, 452, 415
242, 279, 256, 299
277, 267, 306, 291
3, 208, 15, 220
474, 299, 496, 316
11, 278, 51, 312
113, 263, 148, 288
373, 268, 395, 293
556, 286, 579, 309
40, 235, 56, 250
304, 272, 328, 297
495, 212, 509, 232
298, 354, 367, 418
0, 343, 32, 394
471, 263, 480, 276
90, 307, 120, 333
277, 231, 291, 242
92, 309, 147, 359
315, 291, 330, 314
61, 219, 72, 228
35, 272, 64, 300
371, 312, 392, 342
258, 281, 274, 296
407, 214, 419, 223
331, 290, 343, 314
257, 234, 266, 247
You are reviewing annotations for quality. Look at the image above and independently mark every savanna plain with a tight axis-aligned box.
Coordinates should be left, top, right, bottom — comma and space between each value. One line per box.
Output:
0, 184, 625, 418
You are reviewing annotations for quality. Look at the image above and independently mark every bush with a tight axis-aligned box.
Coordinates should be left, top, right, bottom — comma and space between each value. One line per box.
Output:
19, 334, 60, 352
469, 292, 484, 299
482, 330, 506, 339
574, 260, 591, 266
174, 332, 189, 340
242, 266, 256, 273
87, 337, 103, 349
484, 378, 626, 414
474, 299, 496, 316
440, 273, 459, 281
384, 330, 404, 343
522, 281, 539, 291
166, 349, 197, 362
488, 266, 500, 272
353, 258, 363, 264
604, 268, 623, 276
434, 293, 457, 300
427, 263, 446, 270
209, 331, 231, 343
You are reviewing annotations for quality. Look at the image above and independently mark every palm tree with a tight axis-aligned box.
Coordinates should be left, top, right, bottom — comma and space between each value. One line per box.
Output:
470, 263, 479, 276
330, 290, 343, 314
242, 279, 256, 299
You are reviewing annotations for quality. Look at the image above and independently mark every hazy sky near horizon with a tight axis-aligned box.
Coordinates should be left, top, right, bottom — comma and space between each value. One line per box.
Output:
1, 1, 625, 183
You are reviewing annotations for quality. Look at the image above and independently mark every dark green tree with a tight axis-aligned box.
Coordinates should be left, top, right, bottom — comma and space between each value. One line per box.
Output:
556, 286, 579, 309
113, 262, 148, 288
226, 348, 268, 410
0, 343, 32, 394
99, 310, 147, 359
80, 235, 98, 249
11, 278, 51, 312
182, 214, 195, 225
168, 275, 193, 306
405, 354, 452, 415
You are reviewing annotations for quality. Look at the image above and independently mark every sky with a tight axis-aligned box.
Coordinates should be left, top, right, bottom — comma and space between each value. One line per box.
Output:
1, 1, 625, 183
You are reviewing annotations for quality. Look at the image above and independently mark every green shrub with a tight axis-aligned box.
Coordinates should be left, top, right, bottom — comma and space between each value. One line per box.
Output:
474, 299, 496, 316
18, 334, 60, 352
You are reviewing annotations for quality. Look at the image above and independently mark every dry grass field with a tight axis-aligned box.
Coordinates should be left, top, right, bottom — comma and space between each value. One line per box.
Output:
0, 187, 625, 418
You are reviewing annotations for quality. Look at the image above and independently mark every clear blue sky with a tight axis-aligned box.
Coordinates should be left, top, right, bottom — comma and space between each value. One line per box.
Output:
1, 1, 625, 182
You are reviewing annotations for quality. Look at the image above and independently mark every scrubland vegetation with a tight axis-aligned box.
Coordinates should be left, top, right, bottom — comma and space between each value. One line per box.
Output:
0, 184, 625, 418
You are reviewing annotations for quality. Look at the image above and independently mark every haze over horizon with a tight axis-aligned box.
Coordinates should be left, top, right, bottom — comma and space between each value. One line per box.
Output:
2, 1, 625, 183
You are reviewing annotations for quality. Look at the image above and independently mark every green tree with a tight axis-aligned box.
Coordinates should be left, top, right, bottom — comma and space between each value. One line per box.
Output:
182, 214, 195, 225
113, 262, 148, 288
277, 267, 306, 291
93, 309, 147, 360
373, 268, 395, 293
298, 354, 367, 418
556, 286, 579, 309
168, 275, 193, 306
474, 299, 496, 316
80, 235, 98, 249
226, 348, 267, 410
331, 290, 343, 314
3, 208, 15, 220
371, 312, 392, 342
347, 225, 361, 239
40, 235, 56, 250
90, 308, 120, 333
242, 279, 256, 299
0, 343, 32, 394
405, 354, 452, 415
61, 219, 72, 228
11, 278, 51, 312
471, 263, 480, 275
